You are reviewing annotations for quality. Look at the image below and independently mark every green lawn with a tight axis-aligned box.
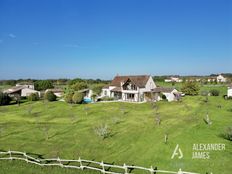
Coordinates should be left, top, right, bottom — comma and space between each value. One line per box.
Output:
0, 94, 231, 173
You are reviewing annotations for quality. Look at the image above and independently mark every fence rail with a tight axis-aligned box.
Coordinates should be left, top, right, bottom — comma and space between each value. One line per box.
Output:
0, 150, 200, 174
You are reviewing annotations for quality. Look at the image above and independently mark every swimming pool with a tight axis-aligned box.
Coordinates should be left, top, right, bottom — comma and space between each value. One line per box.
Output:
83, 98, 92, 103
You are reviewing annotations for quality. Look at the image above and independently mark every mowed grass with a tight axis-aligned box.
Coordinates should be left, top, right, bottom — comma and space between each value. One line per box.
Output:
0, 93, 231, 173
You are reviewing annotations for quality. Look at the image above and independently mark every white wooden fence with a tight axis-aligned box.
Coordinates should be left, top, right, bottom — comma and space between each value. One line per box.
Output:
0, 150, 200, 174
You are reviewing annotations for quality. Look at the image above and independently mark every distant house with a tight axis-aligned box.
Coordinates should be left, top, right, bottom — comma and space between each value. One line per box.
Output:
228, 85, 232, 97
45, 89, 64, 97
101, 75, 156, 102
16, 83, 34, 90
4, 85, 40, 97
164, 77, 183, 83
207, 78, 216, 82
217, 74, 227, 83
78, 88, 93, 99
152, 87, 181, 102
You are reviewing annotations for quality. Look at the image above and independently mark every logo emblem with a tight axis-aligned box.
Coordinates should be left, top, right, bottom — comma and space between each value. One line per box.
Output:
171, 144, 183, 159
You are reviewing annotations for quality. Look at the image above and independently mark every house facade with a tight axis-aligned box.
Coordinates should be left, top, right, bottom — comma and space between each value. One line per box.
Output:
4, 84, 40, 97
228, 85, 232, 97
217, 74, 227, 83
102, 75, 156, 102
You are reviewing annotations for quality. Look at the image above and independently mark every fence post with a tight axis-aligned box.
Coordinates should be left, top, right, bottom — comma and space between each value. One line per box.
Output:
150, 165, 154, 174
58, 157, 63, 167
9, 150, 12, 160
101, 161, 105, 174
24, 152, 28, 163
178, 168, 183, 174
123, 163, 128, 174
79, 157, 83, 170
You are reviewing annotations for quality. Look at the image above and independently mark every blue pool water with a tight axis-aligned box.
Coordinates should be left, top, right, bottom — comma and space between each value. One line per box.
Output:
83, 98, 92, 103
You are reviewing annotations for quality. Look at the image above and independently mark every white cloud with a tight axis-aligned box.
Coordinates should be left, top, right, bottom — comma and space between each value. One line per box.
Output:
9, 33, 16, 38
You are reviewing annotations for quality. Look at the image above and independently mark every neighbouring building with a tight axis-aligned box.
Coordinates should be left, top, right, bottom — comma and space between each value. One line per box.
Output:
4, 85, 40, 98
16, 83, 34, 90
228, 85, 232, 97
78, 88, 93, 99
45, 89, 64, 97
164, 77, 183, 83
217, 74, 227, 83
152, 87, 182, 102
101, 75, 181, 102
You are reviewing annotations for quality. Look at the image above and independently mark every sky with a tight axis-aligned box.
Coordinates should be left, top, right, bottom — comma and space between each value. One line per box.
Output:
0, 0, 231, 80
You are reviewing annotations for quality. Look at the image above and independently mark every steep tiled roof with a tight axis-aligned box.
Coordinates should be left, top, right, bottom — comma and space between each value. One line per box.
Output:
110, 75, 150, 88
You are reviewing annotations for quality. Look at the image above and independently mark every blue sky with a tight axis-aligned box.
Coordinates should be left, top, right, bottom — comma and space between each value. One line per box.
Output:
0, 0, 231, 80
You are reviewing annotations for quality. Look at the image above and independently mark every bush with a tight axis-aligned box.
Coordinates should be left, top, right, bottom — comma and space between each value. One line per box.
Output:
100, 96, 114, 101
65, 93, 74, 103
210, 89, 220, 96
220, 126, 232, 141
0, 92, 11, 105
181, 82, 199, 95
72, 92, 84, 104
44, 91, 56, 101
27, 93, 39, 101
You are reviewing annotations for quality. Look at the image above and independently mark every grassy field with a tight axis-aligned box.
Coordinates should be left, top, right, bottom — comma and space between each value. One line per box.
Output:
0, 86, 231, 174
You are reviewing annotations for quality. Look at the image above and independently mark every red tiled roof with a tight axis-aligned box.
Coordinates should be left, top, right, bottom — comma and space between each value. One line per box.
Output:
110, 75, 150, 88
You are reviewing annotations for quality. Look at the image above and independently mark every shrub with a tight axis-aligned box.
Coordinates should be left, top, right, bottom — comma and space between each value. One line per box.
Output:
210, 89, 220, 96
44, 91, 56, 101
94, 124, 111, 139
65, 93, 73, 103
220, 126, 232, 141
0, 92, 11, 105
100, 96, 114, 101
181, 82, 199, 95
27, 93, 39, 101
72, 92, 84, 104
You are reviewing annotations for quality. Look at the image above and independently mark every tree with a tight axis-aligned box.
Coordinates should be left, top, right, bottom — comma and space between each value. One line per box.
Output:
72, 92, 84, 104
34, 80, 54, 91
71, 82, 88, 91
0, 92, 11, 105
44, 91, 56, 101
181, 82, 199, 95
91, 84, 106, 95
68, 78, 85, 86
27, 93, 39, 101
